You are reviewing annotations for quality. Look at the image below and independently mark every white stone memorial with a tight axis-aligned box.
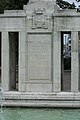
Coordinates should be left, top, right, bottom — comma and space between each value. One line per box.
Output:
0, 0, 80, 107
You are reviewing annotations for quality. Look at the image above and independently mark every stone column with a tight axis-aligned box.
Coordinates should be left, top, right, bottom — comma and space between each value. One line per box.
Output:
19, 31, 27, 91
2, 32, 9, 91
71, 31, 79, 92
53, 31, 61, 92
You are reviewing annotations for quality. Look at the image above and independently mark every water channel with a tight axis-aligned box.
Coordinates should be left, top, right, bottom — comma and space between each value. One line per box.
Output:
1, 108, 80, 120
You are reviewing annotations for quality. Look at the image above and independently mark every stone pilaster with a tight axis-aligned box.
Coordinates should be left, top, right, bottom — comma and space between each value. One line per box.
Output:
71, 31, 79, 92
2, 32, 9, 91
18, 31, 27, 91
53, 31, 61, 92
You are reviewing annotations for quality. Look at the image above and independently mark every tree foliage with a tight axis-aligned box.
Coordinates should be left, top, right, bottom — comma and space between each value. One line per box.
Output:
56, 0, 76, 9
76, 0, 80, 8
76, 0, 80, 2
0, 0, 29, 13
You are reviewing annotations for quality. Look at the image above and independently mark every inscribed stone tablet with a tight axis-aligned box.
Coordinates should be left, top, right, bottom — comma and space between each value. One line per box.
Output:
28, 34, 51, 81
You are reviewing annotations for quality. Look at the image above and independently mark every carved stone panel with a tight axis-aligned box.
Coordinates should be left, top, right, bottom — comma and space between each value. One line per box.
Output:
31, 8, 48, 29
28, 34, 51, 81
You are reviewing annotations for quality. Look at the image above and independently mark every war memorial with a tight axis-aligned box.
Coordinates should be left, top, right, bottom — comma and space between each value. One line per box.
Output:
0, 0, 80, 107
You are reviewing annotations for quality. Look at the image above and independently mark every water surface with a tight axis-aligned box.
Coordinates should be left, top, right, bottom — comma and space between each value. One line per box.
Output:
1, 108, 80, 120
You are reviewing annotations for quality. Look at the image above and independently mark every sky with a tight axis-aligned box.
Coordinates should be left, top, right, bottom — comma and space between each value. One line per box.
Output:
65, 0, 79, 7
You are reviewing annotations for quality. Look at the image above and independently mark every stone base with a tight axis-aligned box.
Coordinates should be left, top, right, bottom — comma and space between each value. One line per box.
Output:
3, 92, 80, 108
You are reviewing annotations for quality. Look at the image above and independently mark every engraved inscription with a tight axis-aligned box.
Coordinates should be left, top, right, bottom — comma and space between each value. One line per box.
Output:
28, 34, 51, 80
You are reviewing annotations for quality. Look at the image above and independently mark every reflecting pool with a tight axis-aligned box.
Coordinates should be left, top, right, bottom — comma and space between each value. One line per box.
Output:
1, 108, 80, 120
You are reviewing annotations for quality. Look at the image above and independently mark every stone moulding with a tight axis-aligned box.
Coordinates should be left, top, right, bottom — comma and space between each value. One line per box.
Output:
3, 92, 80, 108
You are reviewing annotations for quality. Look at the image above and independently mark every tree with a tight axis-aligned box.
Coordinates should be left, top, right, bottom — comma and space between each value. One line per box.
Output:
76, 0, 80, 2
0, 0, 29, 13
56, 0, 76, 9
76, 0, 80, 12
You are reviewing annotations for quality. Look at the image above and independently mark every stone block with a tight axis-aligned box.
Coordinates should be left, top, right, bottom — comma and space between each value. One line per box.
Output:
26, 83, 52, 92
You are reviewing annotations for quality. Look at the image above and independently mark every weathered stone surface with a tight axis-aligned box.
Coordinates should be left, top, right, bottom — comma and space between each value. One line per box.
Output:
3, 92, 80, 108
1, 0, 80, 107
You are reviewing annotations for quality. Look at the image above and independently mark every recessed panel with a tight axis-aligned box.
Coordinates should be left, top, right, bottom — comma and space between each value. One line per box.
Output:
28, 34, 51, 81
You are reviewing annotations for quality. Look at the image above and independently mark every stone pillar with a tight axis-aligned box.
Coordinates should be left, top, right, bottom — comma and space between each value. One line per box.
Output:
53, 31, 61, 92
71, 31, 79, 92
19, 31, 27, 91
2, 32, 9, 91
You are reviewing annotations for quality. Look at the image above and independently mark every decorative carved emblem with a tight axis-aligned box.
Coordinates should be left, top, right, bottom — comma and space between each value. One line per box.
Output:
31, 8, 48, 29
